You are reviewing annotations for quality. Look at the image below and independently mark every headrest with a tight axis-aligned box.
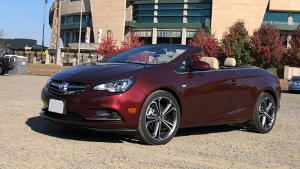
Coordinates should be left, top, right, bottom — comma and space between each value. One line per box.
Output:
205, 57, 219, 70
224, 58, 236, 67
200, 57, 209, 62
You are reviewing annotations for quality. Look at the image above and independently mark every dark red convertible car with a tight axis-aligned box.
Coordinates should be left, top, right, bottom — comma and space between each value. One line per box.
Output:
40, 45, 281, 145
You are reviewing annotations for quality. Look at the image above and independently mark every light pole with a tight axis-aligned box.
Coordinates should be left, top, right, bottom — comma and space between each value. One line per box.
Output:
42, 0, 48, 49
77, 0, 84, 64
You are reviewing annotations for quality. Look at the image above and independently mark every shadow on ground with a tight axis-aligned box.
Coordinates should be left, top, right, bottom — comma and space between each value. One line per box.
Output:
26, 116, 245, 144
26, 116, 135, 144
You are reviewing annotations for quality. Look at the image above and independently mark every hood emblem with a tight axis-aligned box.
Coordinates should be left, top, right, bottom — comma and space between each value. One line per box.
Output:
59, 82, 69, 93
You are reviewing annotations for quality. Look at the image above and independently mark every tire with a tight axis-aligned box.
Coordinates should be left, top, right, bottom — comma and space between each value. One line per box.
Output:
0, 67, 4, 75
134, 90, 180, 145
247, 92, 277, 133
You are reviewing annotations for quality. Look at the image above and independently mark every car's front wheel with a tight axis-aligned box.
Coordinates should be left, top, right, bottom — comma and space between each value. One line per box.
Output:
247, 92, 277, 133
135, 90, 180, 145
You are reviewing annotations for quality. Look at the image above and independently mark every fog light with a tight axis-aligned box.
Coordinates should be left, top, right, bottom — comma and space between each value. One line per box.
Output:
96, 110, 122, 118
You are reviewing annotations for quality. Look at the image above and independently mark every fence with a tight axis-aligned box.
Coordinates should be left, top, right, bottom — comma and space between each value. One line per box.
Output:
11, 51, 102, 66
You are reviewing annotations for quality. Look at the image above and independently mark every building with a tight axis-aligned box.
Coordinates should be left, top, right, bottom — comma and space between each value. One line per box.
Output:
49, 0, 300, 51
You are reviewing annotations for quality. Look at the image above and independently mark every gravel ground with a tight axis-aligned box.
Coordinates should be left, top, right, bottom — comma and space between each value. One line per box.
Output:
0, 75, 299, 169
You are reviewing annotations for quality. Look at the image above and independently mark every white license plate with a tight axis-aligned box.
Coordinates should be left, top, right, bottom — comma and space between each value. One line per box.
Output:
49, 99, 65, 114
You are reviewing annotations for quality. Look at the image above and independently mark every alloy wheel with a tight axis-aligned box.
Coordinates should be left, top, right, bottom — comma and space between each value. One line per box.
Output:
145, 97, 178, 141
258, 97, 276, 130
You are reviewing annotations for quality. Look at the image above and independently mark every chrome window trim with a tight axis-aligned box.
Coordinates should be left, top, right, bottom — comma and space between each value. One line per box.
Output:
174, 67, 259, 75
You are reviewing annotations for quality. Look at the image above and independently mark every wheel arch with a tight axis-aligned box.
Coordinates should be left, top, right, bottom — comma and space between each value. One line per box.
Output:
152, 87, 183, 115
262, 89, 277, 107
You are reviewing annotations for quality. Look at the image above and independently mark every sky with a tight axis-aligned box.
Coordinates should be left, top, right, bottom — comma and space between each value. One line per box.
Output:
0, 0, 56, 47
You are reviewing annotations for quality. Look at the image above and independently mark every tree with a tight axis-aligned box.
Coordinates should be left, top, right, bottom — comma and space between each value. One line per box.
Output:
219, 20, 253, 65
96, 35, 119, 58
283, 25, 300, 67
119, 28, 144, 53
188, 27, 218, 60
249, 24, 285, 69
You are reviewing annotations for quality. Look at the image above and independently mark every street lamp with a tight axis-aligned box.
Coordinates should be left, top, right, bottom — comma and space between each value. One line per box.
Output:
42, 0, 48, 49
77, 0, 84, 64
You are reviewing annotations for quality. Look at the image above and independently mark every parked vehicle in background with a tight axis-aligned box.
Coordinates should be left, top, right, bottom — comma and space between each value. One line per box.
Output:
0, 56, 15, 75
40, 45, 281, 145
288, 76, 300, 93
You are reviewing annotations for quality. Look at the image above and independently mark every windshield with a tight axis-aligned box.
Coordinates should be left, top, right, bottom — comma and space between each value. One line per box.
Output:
105, 45, 191, 65
292, 76, 300, 81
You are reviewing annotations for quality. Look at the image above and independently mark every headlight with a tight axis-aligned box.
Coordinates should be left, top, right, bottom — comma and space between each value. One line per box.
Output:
93, 77, 137, 93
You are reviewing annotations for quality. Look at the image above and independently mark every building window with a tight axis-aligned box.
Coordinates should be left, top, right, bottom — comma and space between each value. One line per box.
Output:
158, 10, 183, 16
67, 16, 72, 24
135, 17, 154, 23
73, 15, 87, 23
188, 4, 211, 9
158, 17, 183, 23
294, 14, 300, 23
133, 11, 154, 17
158, 4, 184, 10
187, 10, 210, 16
134, 4, 154, 10
187, 17, 210, 24
263, 12, 289, 23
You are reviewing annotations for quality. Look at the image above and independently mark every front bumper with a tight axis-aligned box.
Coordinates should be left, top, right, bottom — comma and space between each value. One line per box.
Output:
40, 111, 136, 133
40, 85, 147, 131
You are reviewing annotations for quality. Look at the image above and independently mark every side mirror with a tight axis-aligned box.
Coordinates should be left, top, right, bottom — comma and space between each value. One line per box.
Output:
191, 61, 210, 71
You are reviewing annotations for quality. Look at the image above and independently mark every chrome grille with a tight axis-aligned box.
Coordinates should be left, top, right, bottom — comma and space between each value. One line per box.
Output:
50, 81, 89, 96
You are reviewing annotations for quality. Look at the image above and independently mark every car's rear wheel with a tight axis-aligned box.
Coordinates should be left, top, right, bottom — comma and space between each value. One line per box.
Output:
247, 92, 277, 133
135, 90, 180, 145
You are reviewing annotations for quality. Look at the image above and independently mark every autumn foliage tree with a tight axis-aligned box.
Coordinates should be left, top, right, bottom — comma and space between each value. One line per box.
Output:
283, 25, 300, 67
96, 35, 119, 58
219, 20, 252, 65
188, 27, 218, 60
249, 24, 285, 69
119, 28, 144, 53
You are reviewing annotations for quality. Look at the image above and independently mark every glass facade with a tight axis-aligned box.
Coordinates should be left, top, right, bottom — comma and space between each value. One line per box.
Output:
263, 12, 289, 22
294, 14, 300, 23
62, 15, 90, 24
132, 2, 212, 24
158, 10, 183, 16
158, 4, 184, 9
187, 3, 211, 24
133, 4, 155, 23
187, 17, 209, 23
158, 17, 183, 23
157, 4, 184, 23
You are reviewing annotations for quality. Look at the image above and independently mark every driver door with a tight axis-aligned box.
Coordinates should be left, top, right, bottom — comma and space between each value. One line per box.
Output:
176, 57, 242, 125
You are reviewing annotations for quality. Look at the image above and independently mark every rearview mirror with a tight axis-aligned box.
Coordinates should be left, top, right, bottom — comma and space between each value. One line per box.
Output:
191, 61, 210, 71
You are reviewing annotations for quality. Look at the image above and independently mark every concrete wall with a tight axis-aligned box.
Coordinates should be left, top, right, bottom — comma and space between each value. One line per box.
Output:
90, 0, 127, 46
269, 0, 300, 12
60, 0, 91, 16
211, 0, 269, 40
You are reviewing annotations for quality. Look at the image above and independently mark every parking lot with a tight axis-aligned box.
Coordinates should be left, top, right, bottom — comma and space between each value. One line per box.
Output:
0, 75, 300, 169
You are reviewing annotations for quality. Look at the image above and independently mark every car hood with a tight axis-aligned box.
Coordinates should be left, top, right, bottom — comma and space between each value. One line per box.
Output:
53, 62, 164, 82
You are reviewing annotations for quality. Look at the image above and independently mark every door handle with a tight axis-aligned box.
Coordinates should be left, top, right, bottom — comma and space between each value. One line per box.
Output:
230, 80, 238, 86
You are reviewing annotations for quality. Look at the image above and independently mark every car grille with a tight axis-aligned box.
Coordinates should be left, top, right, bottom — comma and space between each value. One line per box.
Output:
50, 81, 89, 96
44, 111, 84, 121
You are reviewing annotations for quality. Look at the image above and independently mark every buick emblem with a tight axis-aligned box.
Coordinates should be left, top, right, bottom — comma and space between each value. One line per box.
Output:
59, 82, 69, 93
